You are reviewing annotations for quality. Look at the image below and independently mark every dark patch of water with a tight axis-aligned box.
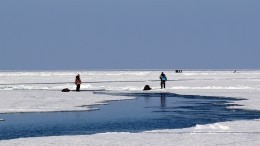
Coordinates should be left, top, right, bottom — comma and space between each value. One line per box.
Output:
0, 92, 260, 140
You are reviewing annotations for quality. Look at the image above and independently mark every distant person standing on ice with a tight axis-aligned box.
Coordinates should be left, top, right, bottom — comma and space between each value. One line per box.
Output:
160, 72, 167, 89
75, 74, 82, 91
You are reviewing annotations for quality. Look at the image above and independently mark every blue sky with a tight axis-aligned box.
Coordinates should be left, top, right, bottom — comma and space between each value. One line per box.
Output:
0, 0, 259, 70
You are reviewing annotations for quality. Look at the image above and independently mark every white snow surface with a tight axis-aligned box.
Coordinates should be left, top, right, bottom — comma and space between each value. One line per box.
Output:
1, 70, 260, 145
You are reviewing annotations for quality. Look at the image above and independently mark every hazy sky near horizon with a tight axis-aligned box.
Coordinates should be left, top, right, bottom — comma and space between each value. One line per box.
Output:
0, 0, 259, 70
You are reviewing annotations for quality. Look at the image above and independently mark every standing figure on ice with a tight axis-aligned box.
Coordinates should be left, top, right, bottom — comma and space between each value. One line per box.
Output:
75, 74, 82, 91
160, 72, 167, 89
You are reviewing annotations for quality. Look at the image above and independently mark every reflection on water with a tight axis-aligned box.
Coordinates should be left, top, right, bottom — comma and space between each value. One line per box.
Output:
0, 92, 260, 140
160, 94, 166, 108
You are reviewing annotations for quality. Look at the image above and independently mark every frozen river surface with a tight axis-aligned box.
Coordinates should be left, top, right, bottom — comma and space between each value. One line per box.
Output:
1, 70, 260, 145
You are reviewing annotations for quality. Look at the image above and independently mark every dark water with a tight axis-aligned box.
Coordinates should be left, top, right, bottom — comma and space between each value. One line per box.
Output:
1, 92, 260, 140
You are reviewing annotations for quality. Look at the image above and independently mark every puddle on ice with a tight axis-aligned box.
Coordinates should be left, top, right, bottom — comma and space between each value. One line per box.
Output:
1, 93, 260, 140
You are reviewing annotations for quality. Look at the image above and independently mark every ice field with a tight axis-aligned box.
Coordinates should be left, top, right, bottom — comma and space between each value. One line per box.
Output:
0, 70, 260, 145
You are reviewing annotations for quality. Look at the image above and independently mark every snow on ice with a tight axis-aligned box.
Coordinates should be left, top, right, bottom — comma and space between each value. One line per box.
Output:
0, 70, 260, 145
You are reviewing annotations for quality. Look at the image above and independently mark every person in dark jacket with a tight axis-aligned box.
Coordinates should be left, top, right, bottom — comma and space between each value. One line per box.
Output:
75, 74, 82, 91
159, 72, 167, 89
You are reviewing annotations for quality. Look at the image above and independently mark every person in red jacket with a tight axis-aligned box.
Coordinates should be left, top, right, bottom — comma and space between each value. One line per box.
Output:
75, 74, 82, 91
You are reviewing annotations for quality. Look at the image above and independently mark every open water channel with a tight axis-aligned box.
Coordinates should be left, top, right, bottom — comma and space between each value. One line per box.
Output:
1, 92, 260, 140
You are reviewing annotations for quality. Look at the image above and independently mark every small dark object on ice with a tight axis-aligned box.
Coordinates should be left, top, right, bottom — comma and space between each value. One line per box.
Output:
175, 70, 182, 73
143, 85, 152, 91
62, 88, 70, 92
